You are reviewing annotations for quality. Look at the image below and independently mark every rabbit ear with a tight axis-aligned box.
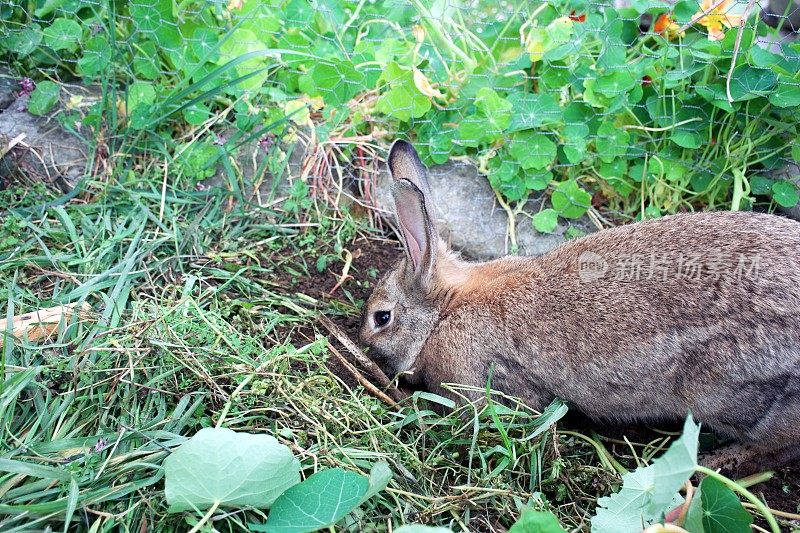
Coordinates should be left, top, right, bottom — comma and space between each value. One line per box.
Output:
388, 140, 433, 201
391, 179, 437, 288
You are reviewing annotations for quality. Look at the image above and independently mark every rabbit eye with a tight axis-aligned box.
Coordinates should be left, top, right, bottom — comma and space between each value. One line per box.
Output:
373, 311, 391, 327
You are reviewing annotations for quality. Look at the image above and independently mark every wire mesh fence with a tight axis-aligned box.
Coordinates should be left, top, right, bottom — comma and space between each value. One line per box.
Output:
1, 0, 799, 225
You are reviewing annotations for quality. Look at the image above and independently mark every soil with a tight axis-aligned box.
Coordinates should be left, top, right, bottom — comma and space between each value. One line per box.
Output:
273, 233, 800, 523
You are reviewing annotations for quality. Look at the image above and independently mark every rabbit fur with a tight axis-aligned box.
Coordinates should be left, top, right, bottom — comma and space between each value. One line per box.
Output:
360, 140, 800, 475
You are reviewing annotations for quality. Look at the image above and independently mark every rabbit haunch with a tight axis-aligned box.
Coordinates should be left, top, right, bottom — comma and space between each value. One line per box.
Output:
360, 140, 800, 474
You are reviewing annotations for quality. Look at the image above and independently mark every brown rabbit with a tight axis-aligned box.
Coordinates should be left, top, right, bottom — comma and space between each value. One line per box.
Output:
360, 140, 800, 475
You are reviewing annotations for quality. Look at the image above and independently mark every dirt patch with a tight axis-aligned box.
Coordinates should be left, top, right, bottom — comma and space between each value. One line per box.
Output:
266, 233, 401, 389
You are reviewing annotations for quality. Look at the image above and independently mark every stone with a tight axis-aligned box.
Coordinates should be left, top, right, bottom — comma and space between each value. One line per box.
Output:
375, 158, 595, 260
0, 69, 94, 192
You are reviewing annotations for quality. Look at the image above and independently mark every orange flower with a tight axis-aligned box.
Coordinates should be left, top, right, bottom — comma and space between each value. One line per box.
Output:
654, 13, 684, 40
568, 10, 586, 23
693, 0, 743, 40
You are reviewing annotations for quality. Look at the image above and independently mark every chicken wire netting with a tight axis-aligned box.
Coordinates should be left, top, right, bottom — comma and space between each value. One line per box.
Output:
0, 0, 799, 221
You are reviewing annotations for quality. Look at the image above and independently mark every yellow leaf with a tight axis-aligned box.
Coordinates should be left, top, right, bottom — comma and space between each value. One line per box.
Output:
413, 68, 444, 99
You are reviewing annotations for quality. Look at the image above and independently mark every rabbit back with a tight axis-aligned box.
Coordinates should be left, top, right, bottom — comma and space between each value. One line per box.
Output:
416, 211, 800, 443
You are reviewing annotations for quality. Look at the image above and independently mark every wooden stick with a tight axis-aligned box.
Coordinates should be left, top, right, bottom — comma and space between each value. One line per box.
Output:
0, 303, 92, 346
319, 314, 407, 402
328, 344, 398, 406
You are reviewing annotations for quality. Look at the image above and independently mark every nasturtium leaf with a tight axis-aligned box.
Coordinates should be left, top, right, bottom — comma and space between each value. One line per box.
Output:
509, 509, 567, 533
131, 0, 181, 48
42, 18, 82, 52
133, 42, 160, 80
510, 131, 557, 170
749, 175, 774, 195
255, 468, 369, 533
771, 180, 800, 208
126, 81, 156, 115
769, 75, 800, 108
551, 180, 592, 219
78, 35, 111, 77
217, 28, 270, 91
595, 121, 630, 162
164, 427, 300, 512
376, 62, 431, 122
5, 24, 42, 56
533, 209, 559, 234
671, 130, 702, 149
728, 65, 777, 102
591, 415, 701, 533
698, 476, 753, 533
27, 81, 60, 116
191, 27, 221, 63
507, 93, 563, 131
182, 103, 210, 126
475, 87, 512, 132
457, 115, 488, 147
593, 71, 637, 98
674, 0, 700, 23
310, 61, 365, 107
792, 143, 800, 162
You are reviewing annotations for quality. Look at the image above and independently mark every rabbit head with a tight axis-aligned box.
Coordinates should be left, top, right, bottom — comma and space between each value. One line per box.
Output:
359, 141, 459, 380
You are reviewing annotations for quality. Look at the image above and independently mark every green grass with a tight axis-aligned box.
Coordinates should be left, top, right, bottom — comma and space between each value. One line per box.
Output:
0, 161, 639, 531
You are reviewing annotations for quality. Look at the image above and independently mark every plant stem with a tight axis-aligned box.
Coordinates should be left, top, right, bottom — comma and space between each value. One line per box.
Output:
694, 466, 780, 533
187, 500, 220, 533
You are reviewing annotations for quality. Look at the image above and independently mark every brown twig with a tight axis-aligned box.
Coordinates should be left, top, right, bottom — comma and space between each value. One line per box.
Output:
726, 0, 758, 103
328, 343, 397, 406
319, 314, 407, 403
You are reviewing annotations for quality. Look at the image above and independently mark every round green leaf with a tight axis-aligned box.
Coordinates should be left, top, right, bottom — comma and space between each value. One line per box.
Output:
533, 209, 559, 234
131, 0, 181, 48
5, 24, 42, 56
551, 180, 592, 219
164, 427, 300, 512
771, 180, 799, 208
698, 477, 753, 533
728, 65, 778, 102
595, 121, 630, 163
769, 75, 800, 108
257, 468, 369, 533
509, 131, 557, 170
671, 130, 702, 149
509, 509, 567, 533
375, 63, 431, 122
78, 35, 111, 77
217, 28, 270, 91
27, 81, 60, 116
475, 87, 512, 132
126, 81, 156, 114
506, 92, 563, 132
42, 18, 82, 52
310, 61, 365, 107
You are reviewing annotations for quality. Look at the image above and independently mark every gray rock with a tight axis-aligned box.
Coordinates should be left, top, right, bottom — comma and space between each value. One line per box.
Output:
198, 127, 312, 202
0, 70, 93, 192
762, 0, 800, 31
376, 159, 595, 260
